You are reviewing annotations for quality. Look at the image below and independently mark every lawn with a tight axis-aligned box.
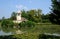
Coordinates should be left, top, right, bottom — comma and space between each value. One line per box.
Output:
20, 23, 60, 34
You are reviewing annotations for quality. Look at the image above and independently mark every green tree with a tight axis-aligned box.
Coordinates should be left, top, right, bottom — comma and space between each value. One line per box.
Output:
42, 14, 50, 23
21, 9, 42, 23
1, 20, 14, 28
19, 21, 35, 28
10, 12, 17, 20
27, 9, 42, 23
2, 16, 5, 20
49, 0, 60, 24
21, 10, 29, 19
1, 19, 14, 32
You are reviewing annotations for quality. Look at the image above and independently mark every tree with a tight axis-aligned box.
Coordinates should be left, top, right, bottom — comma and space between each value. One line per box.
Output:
49, 0, 60, 24
21, 10, 29, 19
10, 12, 17, 20
2, 16, 5, 20
1, 20, 14, 28
42, 14, 50, 23
19, 21, 35, 28
27, 9, 42, 23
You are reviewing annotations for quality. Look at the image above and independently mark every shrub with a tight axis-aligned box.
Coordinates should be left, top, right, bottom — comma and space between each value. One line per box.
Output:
1, 19, 14, 28
19, 21, 35, 28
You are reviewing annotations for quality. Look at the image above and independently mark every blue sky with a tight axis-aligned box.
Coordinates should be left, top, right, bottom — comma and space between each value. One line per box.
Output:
0, 0, 51, 18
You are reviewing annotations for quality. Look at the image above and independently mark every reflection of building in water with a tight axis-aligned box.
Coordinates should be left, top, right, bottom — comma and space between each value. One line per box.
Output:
13, 10, 27, 23
15, 30, 23, 34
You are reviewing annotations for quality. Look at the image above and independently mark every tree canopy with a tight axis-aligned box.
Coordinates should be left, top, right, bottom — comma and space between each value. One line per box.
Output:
49, 0, 60, 24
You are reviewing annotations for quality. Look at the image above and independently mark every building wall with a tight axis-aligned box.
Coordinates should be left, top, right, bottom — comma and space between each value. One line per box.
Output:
16, 16, 21, 21
13, 20, 22, 23
16, 13, 21, 21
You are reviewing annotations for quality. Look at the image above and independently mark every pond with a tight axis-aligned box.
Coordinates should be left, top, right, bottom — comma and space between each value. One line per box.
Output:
0, 25, 60, 37
0, 26, 23, 36
0, 30, 12, 36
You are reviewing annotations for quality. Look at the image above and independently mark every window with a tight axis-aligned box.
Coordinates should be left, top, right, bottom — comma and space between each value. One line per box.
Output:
17, 13, 20, 16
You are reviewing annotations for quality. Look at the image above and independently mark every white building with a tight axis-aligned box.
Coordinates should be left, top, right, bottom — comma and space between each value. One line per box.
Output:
13, 10, 27, 23
16, 11, 21, 21
13, 11, 22, 23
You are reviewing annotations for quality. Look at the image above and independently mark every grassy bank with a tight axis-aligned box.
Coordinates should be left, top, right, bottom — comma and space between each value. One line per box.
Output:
20, 23, 60, 34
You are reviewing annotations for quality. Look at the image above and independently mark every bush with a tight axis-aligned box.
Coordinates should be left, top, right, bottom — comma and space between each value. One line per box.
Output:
19, 21, 35, 28
1, 19, 14, 28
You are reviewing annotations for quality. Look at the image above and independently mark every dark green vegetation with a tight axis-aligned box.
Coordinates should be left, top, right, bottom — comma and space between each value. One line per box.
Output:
39, 34, 60, 39
1, 20, 14, 28
19, 21, 35, 28
21, 9, 42, 23
10, 12, 17, 20
49, 0, 60, 24
21, 9, 50, 23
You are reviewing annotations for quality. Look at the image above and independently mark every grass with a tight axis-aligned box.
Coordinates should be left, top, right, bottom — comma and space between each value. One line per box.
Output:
13, 32, 39, 39
20, 23, 60, 34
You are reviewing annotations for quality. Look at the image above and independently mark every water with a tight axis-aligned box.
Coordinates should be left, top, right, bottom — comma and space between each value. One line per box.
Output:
0, 26, 23, 36
0, 30, 12, 36
44, 33, 60, 36
0, 25, 60, 36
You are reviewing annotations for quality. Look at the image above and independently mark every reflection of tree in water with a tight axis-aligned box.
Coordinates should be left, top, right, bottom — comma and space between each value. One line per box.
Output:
1, 25, 18, 33
0, 35, 22, 39
0, 19, 18, 33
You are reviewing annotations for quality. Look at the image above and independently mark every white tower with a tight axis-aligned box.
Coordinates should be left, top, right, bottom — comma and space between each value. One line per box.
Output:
16, 11, 21, 21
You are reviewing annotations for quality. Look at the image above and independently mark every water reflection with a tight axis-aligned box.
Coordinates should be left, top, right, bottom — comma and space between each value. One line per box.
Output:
0, 25, 21, 36
0, 30, 12, 36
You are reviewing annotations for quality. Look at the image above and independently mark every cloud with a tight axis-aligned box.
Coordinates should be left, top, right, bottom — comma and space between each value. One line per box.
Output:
16, 5, 28, 10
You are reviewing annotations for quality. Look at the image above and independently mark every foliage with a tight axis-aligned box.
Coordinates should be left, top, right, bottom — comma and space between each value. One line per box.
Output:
10, 12, 17, 20
21, 9, 42, 23
1, 19, 14, 28
49, 0, 60, 24
42, 14, 50, 23
19, 21, 35, 28
38, 34, 60, 39
21, 10, 29, 19
0, 19, 2, 23
0, 35, 21, 39
20, 23, 60, 34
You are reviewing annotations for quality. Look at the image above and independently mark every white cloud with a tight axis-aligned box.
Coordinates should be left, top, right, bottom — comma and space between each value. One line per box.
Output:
16, 5, 28, 10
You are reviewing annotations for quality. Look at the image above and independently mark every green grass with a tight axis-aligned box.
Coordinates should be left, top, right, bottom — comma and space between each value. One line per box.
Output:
20, 23, 60, 34
13, 32, 39, 39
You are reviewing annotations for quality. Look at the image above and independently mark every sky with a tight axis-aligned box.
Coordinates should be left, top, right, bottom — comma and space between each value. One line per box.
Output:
0, 0, 51, 19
